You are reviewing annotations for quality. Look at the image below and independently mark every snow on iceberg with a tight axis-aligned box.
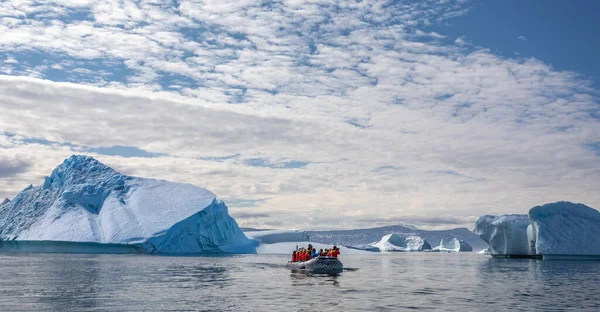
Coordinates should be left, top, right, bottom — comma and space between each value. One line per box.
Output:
244, 230, 309, 244
529, 201, 600, 257
372, 234, 431, 252
0, 155, 255, 254
432, 238, 472, 252
473, 214, 533, 256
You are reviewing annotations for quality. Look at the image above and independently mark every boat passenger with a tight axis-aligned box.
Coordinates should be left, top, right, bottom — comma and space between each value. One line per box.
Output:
311, 248, 319, 258
319, 249, 324, 256
305, 249, 311, 260
331, 246, 340, 258
292, 251, 297, 262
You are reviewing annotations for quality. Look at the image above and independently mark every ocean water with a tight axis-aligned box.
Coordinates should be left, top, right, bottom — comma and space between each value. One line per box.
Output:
0, 252, 599, 311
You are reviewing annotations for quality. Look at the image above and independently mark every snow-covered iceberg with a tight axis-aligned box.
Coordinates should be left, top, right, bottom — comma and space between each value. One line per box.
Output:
0, 155, 255, 254
473, 214, 533, 256
372, 234, 431, 252
432, 238, 472, 252
244, 230, 309, 244
528, 201, 600, 258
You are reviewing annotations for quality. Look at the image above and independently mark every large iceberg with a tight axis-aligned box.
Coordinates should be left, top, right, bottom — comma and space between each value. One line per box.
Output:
529, 201, 600, 257
372, 234, 431, 252
0, 155, 255, 254
432, 238, 472, 252
473, 214, 533, 256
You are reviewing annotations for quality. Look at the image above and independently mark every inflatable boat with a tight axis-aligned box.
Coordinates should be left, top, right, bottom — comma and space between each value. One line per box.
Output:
285, 256, 343, 274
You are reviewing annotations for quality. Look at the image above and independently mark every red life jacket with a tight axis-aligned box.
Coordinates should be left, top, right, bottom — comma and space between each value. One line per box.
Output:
292, 253, 296, 262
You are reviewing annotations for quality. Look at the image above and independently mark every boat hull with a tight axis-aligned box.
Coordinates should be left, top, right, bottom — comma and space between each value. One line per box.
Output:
285, 257, 343, 274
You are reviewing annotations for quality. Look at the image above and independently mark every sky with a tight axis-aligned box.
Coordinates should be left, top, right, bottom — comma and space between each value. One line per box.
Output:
0, 0, 599, 230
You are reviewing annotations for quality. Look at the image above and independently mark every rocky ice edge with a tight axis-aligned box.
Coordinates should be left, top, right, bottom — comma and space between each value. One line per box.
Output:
529, 201, 600, 256
473, 214, 533, 255
432, 238, 472, 252
0, 155, 256, 254
372, 234, 431, 251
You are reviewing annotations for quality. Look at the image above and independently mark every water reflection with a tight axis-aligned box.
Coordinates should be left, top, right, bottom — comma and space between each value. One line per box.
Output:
1, 253, 599, 311
289, 271, 340, 287
27, 255, 103, 311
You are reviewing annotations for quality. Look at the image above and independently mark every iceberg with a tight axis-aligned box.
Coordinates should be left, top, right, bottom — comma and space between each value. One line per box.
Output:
244, 230, 309, 244
372, 234, 431, 252
473, 214, 533, 256
432, 238, 472, 252
529, 201, 600, 258
0, 155, 255, 254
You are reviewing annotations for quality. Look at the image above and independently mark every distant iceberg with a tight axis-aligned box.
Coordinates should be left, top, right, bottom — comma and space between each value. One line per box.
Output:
244, 230, 309, 244
0, 155, 255, 254
432, 238, 472, 252
373, 234, 431, 252
255, 241, 369, 255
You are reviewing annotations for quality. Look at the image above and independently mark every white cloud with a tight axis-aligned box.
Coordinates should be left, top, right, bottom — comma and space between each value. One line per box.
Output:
0, 0, 599, 230
518, 35, 528, 41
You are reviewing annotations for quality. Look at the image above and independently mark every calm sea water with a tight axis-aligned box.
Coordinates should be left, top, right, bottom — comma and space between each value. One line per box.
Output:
0, 252, 599, 311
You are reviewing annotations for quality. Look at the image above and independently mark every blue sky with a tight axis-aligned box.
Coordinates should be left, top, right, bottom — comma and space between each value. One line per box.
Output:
428, 0, 600, 89
0, 0, 598, 230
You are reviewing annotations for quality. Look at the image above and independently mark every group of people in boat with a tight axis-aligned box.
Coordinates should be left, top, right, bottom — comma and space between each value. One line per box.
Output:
291, 244, 340, 262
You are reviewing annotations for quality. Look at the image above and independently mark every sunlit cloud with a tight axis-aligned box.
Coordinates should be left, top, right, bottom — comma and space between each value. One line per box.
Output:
0, 0, 599, 230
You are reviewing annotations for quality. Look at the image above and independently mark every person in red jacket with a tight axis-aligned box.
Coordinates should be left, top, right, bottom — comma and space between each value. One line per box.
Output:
331, 246, 340, 258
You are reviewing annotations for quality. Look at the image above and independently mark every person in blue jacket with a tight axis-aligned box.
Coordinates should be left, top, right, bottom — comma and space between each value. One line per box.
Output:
311, 248, 319, 258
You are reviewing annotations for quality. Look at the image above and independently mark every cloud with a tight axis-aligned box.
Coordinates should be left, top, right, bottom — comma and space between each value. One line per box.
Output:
0, 156, 31, 178
0, 0, 599, 229
517, 35, 528, 41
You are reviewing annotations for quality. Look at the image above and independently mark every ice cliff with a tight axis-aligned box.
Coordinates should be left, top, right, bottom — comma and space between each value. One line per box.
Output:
529, 201, 600, 257
473, 214, 533, 256
0, 155, 255, 254
373, 234, 431, 252
433, 238, 472, 252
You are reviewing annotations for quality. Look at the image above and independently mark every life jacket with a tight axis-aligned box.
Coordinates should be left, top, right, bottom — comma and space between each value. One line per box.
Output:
306, 251, 311, 260
292, 252, 297, 262
331, 249, 340, 258
299, 252, 305, 261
